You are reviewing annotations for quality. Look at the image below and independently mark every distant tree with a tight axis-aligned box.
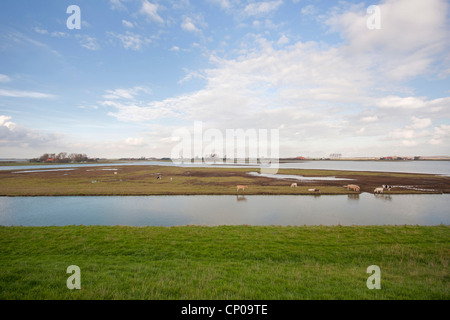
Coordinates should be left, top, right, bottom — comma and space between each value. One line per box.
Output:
31, 152, 92, 163
57, 152, 67, 160
39, 153, 49, 162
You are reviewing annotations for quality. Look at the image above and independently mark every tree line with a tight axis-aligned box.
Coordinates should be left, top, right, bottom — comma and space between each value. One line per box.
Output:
29, 153, 96, 163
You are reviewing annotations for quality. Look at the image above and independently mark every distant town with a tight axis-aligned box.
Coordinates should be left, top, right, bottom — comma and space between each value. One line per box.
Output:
1, 153, 450, 164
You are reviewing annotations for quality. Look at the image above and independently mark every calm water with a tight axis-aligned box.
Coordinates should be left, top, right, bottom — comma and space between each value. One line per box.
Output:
279, 161, 450, 175
1, 160, 449, 175
0, 194, 448, 227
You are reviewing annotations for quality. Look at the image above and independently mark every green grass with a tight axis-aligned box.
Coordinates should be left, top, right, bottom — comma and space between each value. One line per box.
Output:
0, 225, 448, 300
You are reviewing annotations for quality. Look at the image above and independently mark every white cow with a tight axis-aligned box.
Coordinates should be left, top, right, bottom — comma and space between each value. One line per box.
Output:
374, 187, 384, 194
291, 183, 298, 188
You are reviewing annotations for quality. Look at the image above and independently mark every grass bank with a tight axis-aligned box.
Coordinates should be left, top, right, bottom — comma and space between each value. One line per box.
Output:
0, 225, 448, 300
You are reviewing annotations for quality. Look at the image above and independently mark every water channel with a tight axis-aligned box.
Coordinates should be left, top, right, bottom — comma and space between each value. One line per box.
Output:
0, 194, 448, 227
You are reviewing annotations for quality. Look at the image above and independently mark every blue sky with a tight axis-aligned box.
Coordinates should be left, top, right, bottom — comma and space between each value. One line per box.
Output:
0, 0, 449, 159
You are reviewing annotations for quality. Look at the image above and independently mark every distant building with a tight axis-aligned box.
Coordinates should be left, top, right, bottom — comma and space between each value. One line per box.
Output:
329, 153, 342, 159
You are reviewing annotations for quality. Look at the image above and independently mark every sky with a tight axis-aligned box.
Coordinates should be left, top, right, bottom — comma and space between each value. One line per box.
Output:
0, 0, 449, 159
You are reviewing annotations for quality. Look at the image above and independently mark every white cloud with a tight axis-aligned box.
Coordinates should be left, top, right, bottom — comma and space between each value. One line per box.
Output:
178, 69, 206, 84
140, 0, 164, 24
181, 17, 200, 33
0, 89, 56, 99
208, 0, 233, 10
277, 34, 289, 46
361, 116, 378, 123
76, 35, 100, 51
34, 27, 48, 35
68, 0, 448, 157
122, 20, 134, 28
124, 137, 146, 147
110, 31, 151, 51
0, 115, 63, 148
109, 0, 127, 11
301, 5, 316, 16
103, 86, 151, 100
78, 105, 99, 110
389, 129, 416, 140
430, 124, 450, 145
51, 31, 69, 38
244, 0, 283, 16
0, 115, 13, 127
100, 32, 450, 156
376, 96, 427, 109
409, 117, 432, 130
401, 140, 417, 147
376, 96, 450, 111
0, 74, 11, 83
82, 21, 91, 28
325, 0, 449, 81
104, 100, 179, 122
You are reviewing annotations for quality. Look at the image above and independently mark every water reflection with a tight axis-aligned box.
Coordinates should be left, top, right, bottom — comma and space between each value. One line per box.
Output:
347, 194, 359, 201
0, 194, 448, 227
374, 194, 392, 201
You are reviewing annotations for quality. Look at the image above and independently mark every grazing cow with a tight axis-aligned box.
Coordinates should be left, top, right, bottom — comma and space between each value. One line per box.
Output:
237, 185, 248, 192
308, 188, 320, 192
291, 183, 298, 188
347, 184, 360, 192
374, 187, 384, 194
157, 175, 162, 180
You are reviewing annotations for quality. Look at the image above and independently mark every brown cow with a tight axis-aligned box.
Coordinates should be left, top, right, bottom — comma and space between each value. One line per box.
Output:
237, 185, 248, 192
347, 184, 360, 192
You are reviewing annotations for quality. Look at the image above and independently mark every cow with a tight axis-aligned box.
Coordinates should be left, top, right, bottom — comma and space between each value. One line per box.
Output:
347, 184, 360, 192
374, 187, 384, 194
291, 183, 298, 188
236, 185, 248, 192
308, 188, 320, 192
382, 185, 392, 190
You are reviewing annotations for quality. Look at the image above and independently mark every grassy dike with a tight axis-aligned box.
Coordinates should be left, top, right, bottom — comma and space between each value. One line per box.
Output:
0, 225, 448, 300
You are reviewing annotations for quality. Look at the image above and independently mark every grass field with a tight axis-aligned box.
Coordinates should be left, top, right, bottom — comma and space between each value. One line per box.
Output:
0, 225, 448, 300
0, 165, 448, 196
